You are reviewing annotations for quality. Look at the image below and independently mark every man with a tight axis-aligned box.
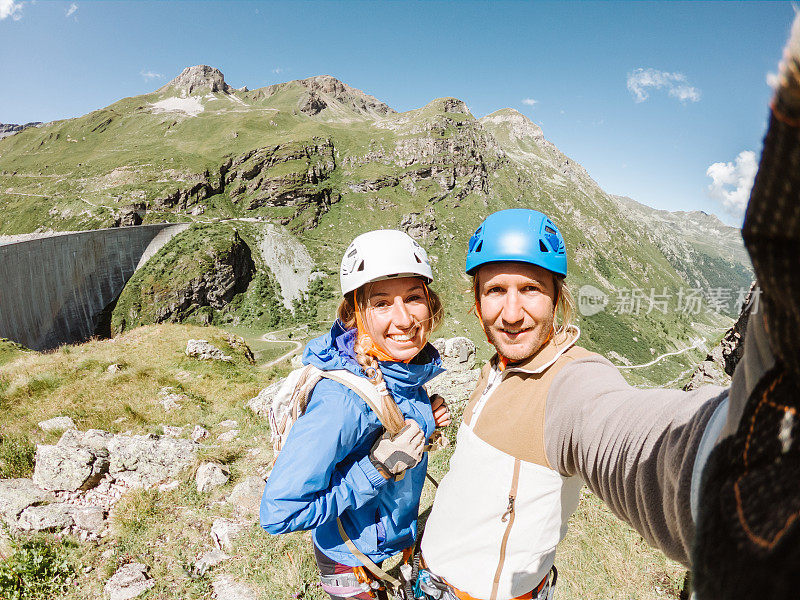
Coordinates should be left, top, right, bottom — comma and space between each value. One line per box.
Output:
421, 208, 728, 600
420, 14, 800, 600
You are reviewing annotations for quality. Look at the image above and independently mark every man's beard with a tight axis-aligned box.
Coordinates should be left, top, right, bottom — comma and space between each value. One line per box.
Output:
485, 318, 554, 363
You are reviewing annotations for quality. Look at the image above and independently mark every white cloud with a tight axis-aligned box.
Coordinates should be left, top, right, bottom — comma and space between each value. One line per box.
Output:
140, 70, 164, 81
706, 150, 758, 217
521, 98, 537, 106
766, 71, 780, 90
0, 0, 24, 20
65, 2, 77, 17
627, 68, 701, 103
272, 67, 285, 74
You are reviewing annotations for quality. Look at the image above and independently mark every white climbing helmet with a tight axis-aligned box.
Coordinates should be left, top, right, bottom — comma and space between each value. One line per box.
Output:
340, 230, 433, 296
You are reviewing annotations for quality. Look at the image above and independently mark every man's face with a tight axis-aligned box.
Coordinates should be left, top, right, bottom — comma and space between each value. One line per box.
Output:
476, 262, 557, 362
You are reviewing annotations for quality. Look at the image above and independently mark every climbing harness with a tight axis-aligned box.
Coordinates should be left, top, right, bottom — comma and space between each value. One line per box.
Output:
412, 563, 558, 600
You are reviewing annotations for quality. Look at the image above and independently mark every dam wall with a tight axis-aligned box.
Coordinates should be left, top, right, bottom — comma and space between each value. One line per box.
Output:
0, 223, 189, 351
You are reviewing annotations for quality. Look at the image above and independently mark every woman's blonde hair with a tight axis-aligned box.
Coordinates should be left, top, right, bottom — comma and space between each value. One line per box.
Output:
337, 280, 443, 435
471, 272, 575, 345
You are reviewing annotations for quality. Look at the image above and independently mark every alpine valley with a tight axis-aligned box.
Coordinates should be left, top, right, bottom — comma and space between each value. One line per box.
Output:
0, 65, 752, 387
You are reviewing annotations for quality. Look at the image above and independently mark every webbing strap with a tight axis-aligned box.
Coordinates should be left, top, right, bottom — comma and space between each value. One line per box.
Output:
337, 517, 402, 589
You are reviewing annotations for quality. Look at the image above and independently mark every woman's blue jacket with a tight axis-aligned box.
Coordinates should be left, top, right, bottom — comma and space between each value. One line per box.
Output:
259, 321, 444, 565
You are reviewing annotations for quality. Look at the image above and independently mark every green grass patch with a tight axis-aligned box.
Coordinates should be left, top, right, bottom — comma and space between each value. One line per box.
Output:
0, 536, 78, 600
0, 434, 35, 479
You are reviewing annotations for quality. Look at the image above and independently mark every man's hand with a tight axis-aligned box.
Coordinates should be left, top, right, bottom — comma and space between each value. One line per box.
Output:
369, 419, 424, 479
430, 394, 452, 428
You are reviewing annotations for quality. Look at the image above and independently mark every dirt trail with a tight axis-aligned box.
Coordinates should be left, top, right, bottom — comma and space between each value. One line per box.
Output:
258, 321, 334, 368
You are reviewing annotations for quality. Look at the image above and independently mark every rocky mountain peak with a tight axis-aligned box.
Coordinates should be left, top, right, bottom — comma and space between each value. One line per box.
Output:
295, 75, 394, 117
160, 65, 231, 95
480, 109, 544, 142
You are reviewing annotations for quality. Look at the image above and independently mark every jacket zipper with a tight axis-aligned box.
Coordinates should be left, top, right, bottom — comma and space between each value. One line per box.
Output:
470, 367, 503, 427
490, 458, 521, 600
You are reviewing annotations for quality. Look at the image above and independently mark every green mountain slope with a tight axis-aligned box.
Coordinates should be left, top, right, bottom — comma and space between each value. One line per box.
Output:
0, 65, 743, 386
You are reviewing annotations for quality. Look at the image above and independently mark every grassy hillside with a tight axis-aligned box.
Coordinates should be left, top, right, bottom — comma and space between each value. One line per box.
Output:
0, 68, 739, 387
0, 325, 687, 600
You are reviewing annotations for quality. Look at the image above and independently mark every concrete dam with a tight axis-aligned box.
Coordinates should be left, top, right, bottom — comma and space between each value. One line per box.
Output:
0, 223, 189, 351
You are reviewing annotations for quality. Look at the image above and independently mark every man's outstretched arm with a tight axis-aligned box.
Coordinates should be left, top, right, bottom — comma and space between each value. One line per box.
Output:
693, 14, 800, 599
546, 14, 800, 596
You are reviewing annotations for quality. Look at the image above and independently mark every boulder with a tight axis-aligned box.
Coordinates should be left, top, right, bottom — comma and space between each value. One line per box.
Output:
69, 505, 106, 533
228, 476, 264, 516
217, 429, 239, 443
0, 479, 55, 526
63, 428, 114, 453
194, 548, 230, 576
247, 379, 283, 417
444, 337, 476, 369
161, 425, 183, 438
33, 444, 109, 492
218, 420, 238, 429
432, 336, 477, 371
426, 368, 481, 408
191, 426, 210, 442
210, 518, 245, 552
38, 416, 76, 432
196, 463, 230, 493
158, 388, 187, 412
212, 575, 257, 600
107, 434, 197, 488
17, 503, 73, 531
186, 339, 233, 362
104, 563, 155, 600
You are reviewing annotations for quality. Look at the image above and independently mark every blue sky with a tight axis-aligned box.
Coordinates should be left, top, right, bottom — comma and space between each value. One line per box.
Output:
1, 1, 795, 226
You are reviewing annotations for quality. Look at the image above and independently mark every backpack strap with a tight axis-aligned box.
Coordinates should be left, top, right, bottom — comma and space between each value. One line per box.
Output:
305, 367, 421, 584
337, 518, 402, 590
318, 368, 393, 432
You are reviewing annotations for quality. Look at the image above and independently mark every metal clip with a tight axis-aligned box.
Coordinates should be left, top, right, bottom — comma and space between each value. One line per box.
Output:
501, 495, 515, 522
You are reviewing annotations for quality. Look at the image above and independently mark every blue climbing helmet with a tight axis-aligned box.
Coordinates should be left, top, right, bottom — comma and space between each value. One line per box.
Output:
465, 209, 567, 277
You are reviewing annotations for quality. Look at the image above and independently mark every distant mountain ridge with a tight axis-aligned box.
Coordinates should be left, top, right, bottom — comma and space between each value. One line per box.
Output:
0, 122, 42, 140
0, 64, 745, 385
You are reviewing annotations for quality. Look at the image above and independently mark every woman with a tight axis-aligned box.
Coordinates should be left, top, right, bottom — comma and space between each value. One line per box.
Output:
260, 229, 451, 600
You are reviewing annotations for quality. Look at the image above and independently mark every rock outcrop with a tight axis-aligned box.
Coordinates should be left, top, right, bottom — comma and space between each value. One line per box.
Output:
196, 463, 230, 493
212, 574, 258, 600
0, 122, 42, 140
211, 517, 245, 552
0, 479, 54, 528
159, 65, 231, 95
112, 203, 146, 227
38, 416, 76, 432
684, 283, 756, 390
112, 227, 256, 332
33, 442, 109, 492
105, 563, 155, 600
400, 207, 438, 245
227, 476, 264, 517
247, 74, 394, 119
428, 338, 481, 408
1, 428, 199, 539
226, 138, 338, 222
186, 339, 233, 362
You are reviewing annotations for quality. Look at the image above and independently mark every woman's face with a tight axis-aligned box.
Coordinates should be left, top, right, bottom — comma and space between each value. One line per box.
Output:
363, 277, 431, 361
